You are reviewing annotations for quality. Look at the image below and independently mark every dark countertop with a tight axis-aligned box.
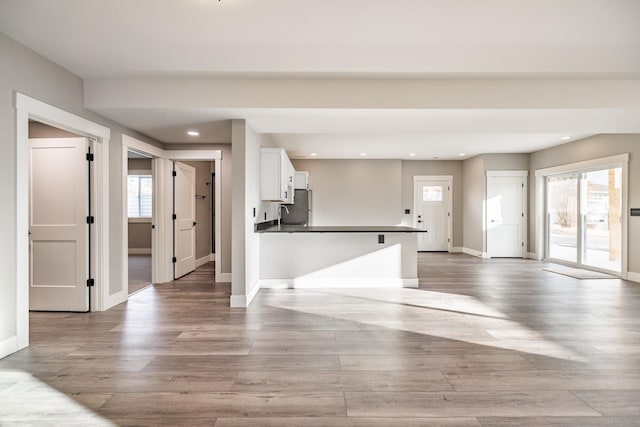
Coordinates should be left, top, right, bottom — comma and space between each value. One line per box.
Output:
257, 224, 427, 233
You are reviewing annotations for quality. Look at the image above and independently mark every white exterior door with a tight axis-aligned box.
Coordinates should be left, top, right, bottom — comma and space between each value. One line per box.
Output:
29, 138, 88, 311
487, 173, 526, 258
174, 161, 196, 278
414, 177, 451, 251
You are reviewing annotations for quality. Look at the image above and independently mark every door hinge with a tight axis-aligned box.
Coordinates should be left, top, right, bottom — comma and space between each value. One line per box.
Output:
172, 257, 177, 263
86, 216, 94, 224
172, 214, 177, 220
448, 212, 451, 217
86, 278, 95, 287
522, 242, 525, 247
522, 212, 524, 217
86, 153, 94, 161
448, 238, 451, 243
172, 171, 177, 177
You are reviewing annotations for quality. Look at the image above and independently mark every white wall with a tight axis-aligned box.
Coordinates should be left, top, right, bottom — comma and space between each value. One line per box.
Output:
291, 159, 402, 226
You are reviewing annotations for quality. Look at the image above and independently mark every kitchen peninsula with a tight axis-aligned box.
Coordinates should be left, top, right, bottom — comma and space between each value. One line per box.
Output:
257, 224, 425, 289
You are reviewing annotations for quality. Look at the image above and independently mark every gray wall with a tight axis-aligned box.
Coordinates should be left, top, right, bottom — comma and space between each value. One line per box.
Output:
291, 159, 402, 226
183, 161, 214, 261
29, 121, 79, 138
0, 31, 162, 344
529, 134, 640, 273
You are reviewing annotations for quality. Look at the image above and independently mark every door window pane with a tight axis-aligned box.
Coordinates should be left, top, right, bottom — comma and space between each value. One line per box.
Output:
547, 174, 578, 263
583, 168, 621, 272
423, 186, 443, 202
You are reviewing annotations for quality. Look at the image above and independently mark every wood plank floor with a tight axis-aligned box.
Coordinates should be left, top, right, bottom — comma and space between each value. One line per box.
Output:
2, 255, 640, 426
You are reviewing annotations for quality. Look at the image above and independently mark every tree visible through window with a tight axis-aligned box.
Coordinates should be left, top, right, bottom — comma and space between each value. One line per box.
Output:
128, 175, 152, 217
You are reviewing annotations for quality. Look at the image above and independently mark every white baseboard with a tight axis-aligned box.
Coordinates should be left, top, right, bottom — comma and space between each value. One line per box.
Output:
0, 336, 17, 359
627, 271, 640, 283
128, 248, 151, 255
210, 253, 216, 261
216, 272, 231, 283
526, 252, 538, 260
450, 247, 463, 253
196, 254, 214, 268
462, 247, 485, 258
259, 278, 419, 289
246, 282, 261, 306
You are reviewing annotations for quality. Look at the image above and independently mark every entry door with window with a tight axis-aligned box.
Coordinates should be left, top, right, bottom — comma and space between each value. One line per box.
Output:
486, 173, 526, 258
29, 138, 89, 311
174, 161, 196, 278
546, 167, 622, 272
414, 177, 451, 251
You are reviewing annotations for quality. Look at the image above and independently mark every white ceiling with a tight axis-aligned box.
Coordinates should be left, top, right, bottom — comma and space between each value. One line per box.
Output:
1, 0, 640, 159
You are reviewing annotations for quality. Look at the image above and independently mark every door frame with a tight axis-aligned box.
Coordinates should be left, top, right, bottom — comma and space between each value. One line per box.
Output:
485, 170, 528, 259
121, 135, 222, 286
14, 93, 111, 353
413, 175, 453, 252
535, 153, 629, 277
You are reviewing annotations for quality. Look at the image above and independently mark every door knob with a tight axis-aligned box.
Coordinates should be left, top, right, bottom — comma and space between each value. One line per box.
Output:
418, 220, 423, 223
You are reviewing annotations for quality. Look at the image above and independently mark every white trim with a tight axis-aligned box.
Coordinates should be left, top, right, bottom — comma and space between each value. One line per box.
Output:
246, 282, 261, 306
486, 170, 529, 177
196, 254, 213, 268
259, 278, 419, 289
210, 253, 216, 261
627, 272, 640, 283
463, 247, 486, 258
535, 153, 630, 177
412, 175, 453, 252
129, 248, 152, 255
0, 336, 18, 360
169, 150, 222, 160
214, 158, 223, 283
526, 252, 537, 259
217, 272, 232, 283
230, 295, 247, 308
450, 247, 463, 253
14, 93, 111, 357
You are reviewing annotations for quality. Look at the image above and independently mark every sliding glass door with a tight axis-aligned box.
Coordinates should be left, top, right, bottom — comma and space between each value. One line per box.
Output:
546, 167, 622, 273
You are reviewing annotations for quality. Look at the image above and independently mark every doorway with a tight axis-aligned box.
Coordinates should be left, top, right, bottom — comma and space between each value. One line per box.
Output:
546, 167, 622, 273
486, 171, 527, 258
413, 176, 452, 251
127, 150, 154, 294
28, 122, 91, 311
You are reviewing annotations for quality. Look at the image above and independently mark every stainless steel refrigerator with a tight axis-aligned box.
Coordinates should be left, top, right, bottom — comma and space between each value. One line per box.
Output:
281, 189, 311, 225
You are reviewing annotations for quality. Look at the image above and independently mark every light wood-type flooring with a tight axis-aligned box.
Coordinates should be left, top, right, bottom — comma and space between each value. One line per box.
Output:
1, 255, 640, 426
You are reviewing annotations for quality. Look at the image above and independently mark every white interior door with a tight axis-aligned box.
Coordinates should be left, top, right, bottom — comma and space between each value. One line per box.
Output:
414, 178, 451, 251
487, 174, 525, 258
29, 138, 88, 311
174, 161, 196, 278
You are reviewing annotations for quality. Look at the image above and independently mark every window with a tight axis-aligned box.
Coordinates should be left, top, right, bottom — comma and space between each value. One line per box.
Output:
128, 175, 152, 218
422, 185, 443, 201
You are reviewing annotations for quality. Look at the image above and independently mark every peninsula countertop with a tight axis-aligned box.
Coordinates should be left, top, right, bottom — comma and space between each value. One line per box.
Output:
256, 224, 427, 233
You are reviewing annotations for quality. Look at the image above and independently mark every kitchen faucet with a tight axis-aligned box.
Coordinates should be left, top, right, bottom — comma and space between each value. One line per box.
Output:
277, 205, 290, 226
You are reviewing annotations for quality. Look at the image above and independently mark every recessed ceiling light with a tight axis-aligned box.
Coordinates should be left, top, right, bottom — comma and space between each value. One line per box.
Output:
561, 136, 571, 141
187, 130, 200, 136
360, 152, 367, 157
459, 153, 465, 156
310, 152, 317, 157
432, 156, 439, 160
409, 153, 416, 157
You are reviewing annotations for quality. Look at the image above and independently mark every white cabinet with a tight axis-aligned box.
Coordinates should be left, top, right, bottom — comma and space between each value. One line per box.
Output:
294, 171, 309, 190
261, 148, 295, 203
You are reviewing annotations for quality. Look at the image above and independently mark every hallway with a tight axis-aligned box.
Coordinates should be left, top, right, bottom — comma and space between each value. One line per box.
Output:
1, 254, 639, 426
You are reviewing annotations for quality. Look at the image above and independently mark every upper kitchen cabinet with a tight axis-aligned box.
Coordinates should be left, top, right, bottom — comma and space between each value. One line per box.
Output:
294, 171, 310, 190
261, 148, 295, 203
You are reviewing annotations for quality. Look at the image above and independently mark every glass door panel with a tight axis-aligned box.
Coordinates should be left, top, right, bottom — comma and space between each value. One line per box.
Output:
547, 174, 578, 263
583, 168, 622, 272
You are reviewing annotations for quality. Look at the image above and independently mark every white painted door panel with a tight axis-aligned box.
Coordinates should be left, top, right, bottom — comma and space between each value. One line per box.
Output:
414, 179, 450, 251
174, 161, 196, 278
487, 175, 524, 258
29, 138, 88, 311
